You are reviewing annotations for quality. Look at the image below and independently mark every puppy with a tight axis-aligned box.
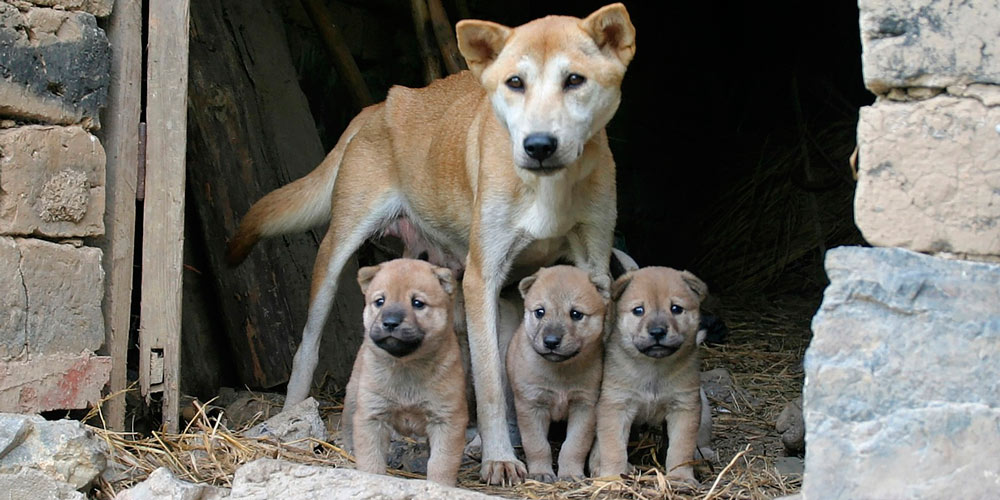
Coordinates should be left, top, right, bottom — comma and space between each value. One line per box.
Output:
506, 266, 609, 482
593, 267, 708, 485
341, 259, 468, 486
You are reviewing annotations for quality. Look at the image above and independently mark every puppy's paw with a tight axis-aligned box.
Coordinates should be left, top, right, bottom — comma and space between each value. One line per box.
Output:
666, 470, 700, 489
557, 474, 585, 482
481, 459, 527, 486
528, 472, 556, 483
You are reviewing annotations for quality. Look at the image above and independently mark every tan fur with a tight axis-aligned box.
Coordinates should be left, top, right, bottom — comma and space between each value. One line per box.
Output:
592, 267, 708, 486
227, 4, 635, 485
506, 266, 608, 482
341, 259, 467, 486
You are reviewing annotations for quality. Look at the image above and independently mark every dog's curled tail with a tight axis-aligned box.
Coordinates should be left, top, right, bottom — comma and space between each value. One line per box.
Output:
226, 106, 375, 266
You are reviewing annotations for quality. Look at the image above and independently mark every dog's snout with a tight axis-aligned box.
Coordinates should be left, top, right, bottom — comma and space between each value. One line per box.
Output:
523, 133, 558, 161
648, 325, 667, 340
543, 334, 562, 349
381, 308, 405, 332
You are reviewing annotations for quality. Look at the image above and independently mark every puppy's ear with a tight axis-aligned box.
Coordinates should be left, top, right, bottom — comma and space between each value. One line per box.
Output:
590, 272, 612, 302
610, 271, 634, 302
432, 266, 457, 296
680, 270, 708, 302
518, 273, 538, 299
357, 264, 382, 295
580, 3, 636, 66
456, 20, 512, 78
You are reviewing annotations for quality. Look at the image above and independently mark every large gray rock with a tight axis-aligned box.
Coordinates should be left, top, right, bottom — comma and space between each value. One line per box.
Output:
859, 0, 1000, 93
114, 467, 229, 500
0, 5, 110, 127
227, 458, 503, 500
244, 397, 325, 449
0, 237, 104, 361
804, 246, 1000, 500
0, 125, 106, 238
0, 353, 112, 412
0, 469, 86, 500
0, 413, 106, 490
20, 0, 113, 17
854, 94, 1000, 256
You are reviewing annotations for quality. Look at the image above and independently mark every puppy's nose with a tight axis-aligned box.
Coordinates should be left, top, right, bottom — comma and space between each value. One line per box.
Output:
382, 311, 404, 332
543, 334, 562, 349
523, 133, 558, 161
649, 326, 667, 340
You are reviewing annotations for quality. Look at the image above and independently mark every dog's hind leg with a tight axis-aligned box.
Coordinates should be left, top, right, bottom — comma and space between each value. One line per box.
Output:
284, 189, 404, 409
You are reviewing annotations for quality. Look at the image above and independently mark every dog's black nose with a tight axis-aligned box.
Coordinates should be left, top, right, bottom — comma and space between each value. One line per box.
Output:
524, 133, 558, 161
382, 311, 404, 332
543, 334, 562, 349
649, 327, 667, 340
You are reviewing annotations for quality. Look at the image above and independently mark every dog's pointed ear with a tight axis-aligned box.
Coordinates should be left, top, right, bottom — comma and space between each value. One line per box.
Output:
357, 264, 382, 295
581, 3, 636, 66
590, 272, 612, 302
680, 270, 708, 302
610, 271, 634, 302
432, 266, 457, 296
518, 272, 538, 299
456, 19, 512, 78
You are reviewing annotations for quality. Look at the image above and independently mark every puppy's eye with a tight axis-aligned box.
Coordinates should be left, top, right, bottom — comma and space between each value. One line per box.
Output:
374, 297, 385, 308
670, 304, 684, 315
534, 308, 545, 319
506, 76, 524, 91
632, 306, 644, 317
564, 73, 586, 89
412, 298, 425, 310
569, 309, 584, 321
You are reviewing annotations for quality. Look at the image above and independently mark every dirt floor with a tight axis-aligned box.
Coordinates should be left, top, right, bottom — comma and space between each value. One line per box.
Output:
94, 293, 813, 500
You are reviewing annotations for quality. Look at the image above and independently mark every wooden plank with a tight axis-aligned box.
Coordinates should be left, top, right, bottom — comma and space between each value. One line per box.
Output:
97, 0, 143, 431
140, 0, 190, 432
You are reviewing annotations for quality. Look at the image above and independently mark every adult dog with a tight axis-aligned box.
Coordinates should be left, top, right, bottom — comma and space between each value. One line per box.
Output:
227, 4, 635, 484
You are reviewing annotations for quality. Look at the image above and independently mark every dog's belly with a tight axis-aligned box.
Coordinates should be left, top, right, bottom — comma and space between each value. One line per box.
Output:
388, 406, 430, 437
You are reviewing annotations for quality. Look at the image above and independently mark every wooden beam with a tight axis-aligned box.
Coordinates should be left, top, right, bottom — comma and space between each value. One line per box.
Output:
410, 0, 442, 84
140, 0, 190, 432
97, 0, 143, 431
300, 0, 372, 109
426, 0, 466, 74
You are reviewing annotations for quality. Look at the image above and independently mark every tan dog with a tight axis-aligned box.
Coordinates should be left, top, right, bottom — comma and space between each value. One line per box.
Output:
506, 266, 608, 482
227, 4, 635, 485
341, 259, 467, 486
593, 267, 708, 485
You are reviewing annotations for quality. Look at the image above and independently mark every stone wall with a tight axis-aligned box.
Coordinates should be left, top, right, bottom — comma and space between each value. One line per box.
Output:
804, 0, 1000, 498
0, 0, 111, 413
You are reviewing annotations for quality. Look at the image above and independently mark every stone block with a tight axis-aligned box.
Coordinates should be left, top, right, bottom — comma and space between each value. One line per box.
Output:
0, 469, 85, 500
854, 94, 1000, 256
859, 0, 1000, 93
114, 467, 228, 500
0, 5, 110, 127
0, 237, 104, 360
0, 125, 106, 238
0, 353, 111, 412
244, 397, 325, 449
20, 0, 113, 17
227, 458, 504, 500
804, 246, 1000, 499
0, 413, 106, 490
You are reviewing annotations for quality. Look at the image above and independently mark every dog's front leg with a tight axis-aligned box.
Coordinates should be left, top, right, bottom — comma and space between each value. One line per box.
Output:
464, 241, 527, 485
352, 411, 390, 476
558, 400, 596, 480
663, 393, 701, 486
566, 221, 614, 287
426, 417, 466, 486
595, 401, 634, 477
515, 403, 554, 483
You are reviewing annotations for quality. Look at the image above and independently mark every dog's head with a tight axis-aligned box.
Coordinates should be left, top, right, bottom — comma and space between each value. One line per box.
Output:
357, 259, 456, 359
456, 4, 635, 173
610, 267, 707, 360
517, 265, 609, 362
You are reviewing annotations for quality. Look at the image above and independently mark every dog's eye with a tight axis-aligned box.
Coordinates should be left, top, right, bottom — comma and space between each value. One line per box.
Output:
412, 298, 425, 310
569, 309, 584, 321
632, 306, 644, 317
564, 73, 586, 89
506, 76, 524, 91
374, 297, 384, 308
534, 308, 545, 319
670, 304, 684, 315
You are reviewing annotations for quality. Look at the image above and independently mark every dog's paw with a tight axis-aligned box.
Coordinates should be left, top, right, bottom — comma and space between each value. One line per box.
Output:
557, 473, 586, 482
666, 471, 700, 489
528, 472, 556, 483
481, 459, 527, 486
